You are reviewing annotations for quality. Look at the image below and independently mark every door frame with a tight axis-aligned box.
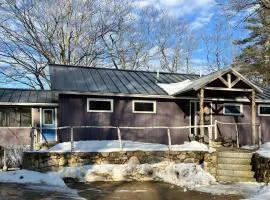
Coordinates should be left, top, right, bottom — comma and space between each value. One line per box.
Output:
189, 100, 213, 135
39, 108, 57, 143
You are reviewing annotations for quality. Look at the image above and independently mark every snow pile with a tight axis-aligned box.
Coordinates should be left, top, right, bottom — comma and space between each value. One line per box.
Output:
0, 170, 65, 187
48, 140, 215, 153
256, 142, 270, 158
247, 185, 270, 200
241, 145, 258, 150
57, 162, 216, 189
171, 141, 216, 153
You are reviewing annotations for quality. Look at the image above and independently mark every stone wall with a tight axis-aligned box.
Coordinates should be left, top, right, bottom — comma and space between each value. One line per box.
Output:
22, 151, 215, 172
203, 152, 218, 177
251, 153, 270, 182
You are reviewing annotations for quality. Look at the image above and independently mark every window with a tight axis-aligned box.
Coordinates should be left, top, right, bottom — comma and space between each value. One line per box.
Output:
87, 98, 113, 112
258, 105, 270, 116
133, 100, 156, 113
223, 104, 243, 115
43, 109, 54, 125
0, 108, 31, 127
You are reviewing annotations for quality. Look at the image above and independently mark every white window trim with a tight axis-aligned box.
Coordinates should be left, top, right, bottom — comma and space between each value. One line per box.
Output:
132, 100, 156, 114
223, 103, 243, 116
258, 105, 270, 116
42, 109, 54, 125
87, 98, 114, 113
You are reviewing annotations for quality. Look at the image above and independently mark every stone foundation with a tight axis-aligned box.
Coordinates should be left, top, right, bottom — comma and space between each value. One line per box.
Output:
22, 151, 215, 172
203, 152, 218, 177
251, 153, 270, 183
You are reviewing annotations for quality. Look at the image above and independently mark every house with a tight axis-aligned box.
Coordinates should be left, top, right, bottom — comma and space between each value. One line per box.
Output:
1, 64, 270, 147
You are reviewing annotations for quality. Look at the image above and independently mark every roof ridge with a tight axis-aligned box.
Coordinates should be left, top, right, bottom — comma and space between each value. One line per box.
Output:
0, 88, 53, 92
48, 63, 200, 77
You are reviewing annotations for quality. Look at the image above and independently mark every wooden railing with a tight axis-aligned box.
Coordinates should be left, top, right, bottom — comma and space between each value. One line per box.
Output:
215, 120, 262, 148
30, 121, 262, 151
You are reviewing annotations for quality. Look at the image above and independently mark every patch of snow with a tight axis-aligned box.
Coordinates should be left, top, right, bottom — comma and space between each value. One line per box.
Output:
241, 145, 258, 150
158, 80, 193, 95
256, 142, 270, 158
47, 140, 215, 153
0, 170, 65, 187
171, 141, 216, 153
57, 162, 216, 189
197, 182, 270, 200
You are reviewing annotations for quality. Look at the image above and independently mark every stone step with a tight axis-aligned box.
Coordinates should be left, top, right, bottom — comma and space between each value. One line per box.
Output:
217, 169, 255, 178
217, 164, 252, 171
216, 175, 256, 183
218, 158, 251, 165
218, 152, 253, 158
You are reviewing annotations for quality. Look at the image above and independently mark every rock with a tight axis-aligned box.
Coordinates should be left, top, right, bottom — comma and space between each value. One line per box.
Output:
126, 156, 140, 165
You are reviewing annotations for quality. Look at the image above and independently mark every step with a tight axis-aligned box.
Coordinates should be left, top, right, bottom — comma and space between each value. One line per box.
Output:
217, 164, 252, 171
218, 158, 251, 165
217, 169, 255, 178
218, 152, 253, 158
216, 176, 256, 183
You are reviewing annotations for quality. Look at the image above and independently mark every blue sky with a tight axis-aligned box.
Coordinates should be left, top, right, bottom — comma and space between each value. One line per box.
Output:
134, 0, 248, 73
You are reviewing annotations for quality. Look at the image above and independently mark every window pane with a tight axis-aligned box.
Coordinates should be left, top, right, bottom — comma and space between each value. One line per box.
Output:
134, 102, 154, 112
260, 106, 270, 115
224, 105, 241, 114
44, 110, 53, 124
9, 108, 20, 127
20, 109, 31, 127
0, 110, 7, 127
89, 101, 112, 111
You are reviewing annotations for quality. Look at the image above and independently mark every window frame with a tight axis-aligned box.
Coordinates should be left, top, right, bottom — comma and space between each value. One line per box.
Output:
258, 105, 270, 116
223, 103, 243, 116
132, 100, 156, 114
87, 98, 114, 113
42, 109, 54, 125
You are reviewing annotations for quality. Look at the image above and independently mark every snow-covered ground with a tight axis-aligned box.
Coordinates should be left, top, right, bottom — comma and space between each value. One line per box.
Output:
256, 142, 270, 158
1, 163, 270, 199
47, 140, 215, 153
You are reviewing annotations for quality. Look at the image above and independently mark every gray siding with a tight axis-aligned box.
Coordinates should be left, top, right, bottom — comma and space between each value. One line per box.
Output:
58, 94, 190, 144
0, 128, 31, 146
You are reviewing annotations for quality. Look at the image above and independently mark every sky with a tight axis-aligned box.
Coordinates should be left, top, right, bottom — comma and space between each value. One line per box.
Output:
134, 0, 247, 73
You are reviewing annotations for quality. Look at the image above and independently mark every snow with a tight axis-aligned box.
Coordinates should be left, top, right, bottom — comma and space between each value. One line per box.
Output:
56, 162, 216, 189
47, 140, 215, 153
158, 80, 193, 95
197, 182, 270, 200
0, 170, 65, 187
241, 145, 258, 150
256, 142, 270, 158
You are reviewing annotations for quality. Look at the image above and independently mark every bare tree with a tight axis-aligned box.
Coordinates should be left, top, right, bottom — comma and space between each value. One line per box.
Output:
0, 0, 130, 89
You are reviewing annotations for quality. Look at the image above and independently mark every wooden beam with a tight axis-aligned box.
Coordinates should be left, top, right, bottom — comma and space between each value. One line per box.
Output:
227, 73, 231, 88
231, 77, 241, 88
204, 87, 253, 92
199, 88, 204, 137
218, 77, 229, 88
251, 89, 257, 145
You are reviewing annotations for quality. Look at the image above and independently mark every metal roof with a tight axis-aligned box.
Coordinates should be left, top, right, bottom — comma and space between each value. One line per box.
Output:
49, 64, 200, 95
0, 88, 58, 104
172, 68, 263, 95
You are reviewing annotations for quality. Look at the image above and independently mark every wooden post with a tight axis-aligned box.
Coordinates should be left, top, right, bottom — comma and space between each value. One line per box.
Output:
117, 127, 123, 151
259, 124, 262, 148
70, 127, 74, 152
208, 126, 212, 146
214, 119, 218, 140
167, 128, 171, 151
252, 89, 257, 145
3, 146, 7, 171
30, 128, 34, 151
199, 88, 205, 138
235, 124, 239, 148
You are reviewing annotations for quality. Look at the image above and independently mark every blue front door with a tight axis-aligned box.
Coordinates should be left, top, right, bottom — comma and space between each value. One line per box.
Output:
41, 109, 57, 142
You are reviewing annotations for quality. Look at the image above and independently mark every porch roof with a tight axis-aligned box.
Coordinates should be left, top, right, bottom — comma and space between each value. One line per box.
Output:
0, 88, 58, 106
164, 68, 263, 96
